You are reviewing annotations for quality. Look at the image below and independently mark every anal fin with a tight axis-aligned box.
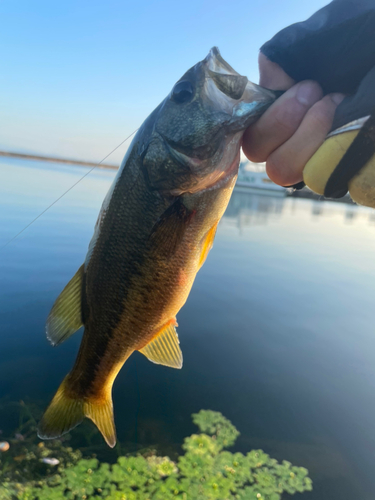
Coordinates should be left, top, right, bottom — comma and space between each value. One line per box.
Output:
46, 265, 84, 346
139, 321, 183, 369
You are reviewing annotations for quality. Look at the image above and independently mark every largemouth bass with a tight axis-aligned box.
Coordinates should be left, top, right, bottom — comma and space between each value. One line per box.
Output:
38, 48, 278, 447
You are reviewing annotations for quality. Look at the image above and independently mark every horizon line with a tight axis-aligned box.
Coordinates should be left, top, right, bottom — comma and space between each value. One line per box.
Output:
0, 150, 119, 170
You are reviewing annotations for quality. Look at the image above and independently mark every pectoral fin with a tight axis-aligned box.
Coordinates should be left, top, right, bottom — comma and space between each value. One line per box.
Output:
149, 198, 194, 258
139, 321, 182, 369
46, 265, 84, 346
199, 222, 218, 268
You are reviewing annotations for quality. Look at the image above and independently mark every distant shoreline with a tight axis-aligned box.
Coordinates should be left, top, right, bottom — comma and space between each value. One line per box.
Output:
0, 150, 356, 205
0, 150, 118, 170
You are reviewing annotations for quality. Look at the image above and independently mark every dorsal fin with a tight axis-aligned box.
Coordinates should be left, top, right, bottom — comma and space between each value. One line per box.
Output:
46, 265, 84, 346
139, 321, 182, 369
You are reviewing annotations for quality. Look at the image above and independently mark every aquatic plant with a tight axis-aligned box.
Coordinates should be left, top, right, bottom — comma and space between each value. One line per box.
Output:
1, 410, 312, 499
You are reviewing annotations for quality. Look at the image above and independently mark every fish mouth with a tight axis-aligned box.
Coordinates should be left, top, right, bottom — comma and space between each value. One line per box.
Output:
158, 48, 278, 196
203, 47, 279, 130
204, 46, 241, 76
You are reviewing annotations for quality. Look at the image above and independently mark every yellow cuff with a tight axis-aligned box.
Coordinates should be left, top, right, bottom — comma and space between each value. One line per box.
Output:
303, 130, 375, 208
303, 131, 359, 195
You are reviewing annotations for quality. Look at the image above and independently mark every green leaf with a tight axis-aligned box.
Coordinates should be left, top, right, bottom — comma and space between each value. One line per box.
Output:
192, 410, 240, 449
182, 434, 221, 457
2, 408, 312, 500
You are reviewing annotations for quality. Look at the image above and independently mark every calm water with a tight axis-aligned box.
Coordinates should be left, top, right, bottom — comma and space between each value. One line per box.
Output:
2, 158, 375, 499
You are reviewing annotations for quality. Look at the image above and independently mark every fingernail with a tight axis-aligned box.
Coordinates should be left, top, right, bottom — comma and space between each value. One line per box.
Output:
330, 93, 345, 105
296, 82, 320, 106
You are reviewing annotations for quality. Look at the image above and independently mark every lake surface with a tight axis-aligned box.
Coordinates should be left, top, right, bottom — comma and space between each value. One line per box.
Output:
1, 157, 375, 499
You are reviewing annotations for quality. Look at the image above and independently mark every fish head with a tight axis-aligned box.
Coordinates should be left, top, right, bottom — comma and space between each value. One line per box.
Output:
140, 47, 278, 195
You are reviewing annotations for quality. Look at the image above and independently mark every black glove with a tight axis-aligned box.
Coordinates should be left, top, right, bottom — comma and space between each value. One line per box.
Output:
261, 0, 375, 207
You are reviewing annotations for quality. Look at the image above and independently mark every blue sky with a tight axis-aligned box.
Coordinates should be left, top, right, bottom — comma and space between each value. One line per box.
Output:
1, 0, 329, 165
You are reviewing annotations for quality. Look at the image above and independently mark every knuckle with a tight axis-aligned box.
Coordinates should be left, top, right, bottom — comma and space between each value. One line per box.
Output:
306, 98, 335, 131
271, 104, 303, 137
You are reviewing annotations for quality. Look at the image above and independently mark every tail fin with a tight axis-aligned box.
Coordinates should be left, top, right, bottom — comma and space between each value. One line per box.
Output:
85, 398, 116, 448
37, 377, 117, 448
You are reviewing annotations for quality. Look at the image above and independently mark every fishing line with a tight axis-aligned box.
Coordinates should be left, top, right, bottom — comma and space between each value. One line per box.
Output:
1, 128, 139, 249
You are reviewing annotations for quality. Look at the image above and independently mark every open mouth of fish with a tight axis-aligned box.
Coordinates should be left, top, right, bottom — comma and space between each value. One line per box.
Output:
142, 47, 278, 197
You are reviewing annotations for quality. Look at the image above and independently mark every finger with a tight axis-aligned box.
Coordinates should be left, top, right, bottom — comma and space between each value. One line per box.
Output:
243, 80, 323, 162
266, 93, 346, 186
258, 52, 295, 90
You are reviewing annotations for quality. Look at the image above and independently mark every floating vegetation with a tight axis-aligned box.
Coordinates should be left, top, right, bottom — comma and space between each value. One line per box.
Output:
0, 409, 312, 499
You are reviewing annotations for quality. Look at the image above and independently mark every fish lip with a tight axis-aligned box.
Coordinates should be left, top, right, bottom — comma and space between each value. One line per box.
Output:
204, 46, 240, 76
203, 47, 278, 128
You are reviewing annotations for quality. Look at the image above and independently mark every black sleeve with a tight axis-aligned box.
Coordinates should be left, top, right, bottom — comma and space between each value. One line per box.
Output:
332, 65, 375, 129
261, 0, 375, 94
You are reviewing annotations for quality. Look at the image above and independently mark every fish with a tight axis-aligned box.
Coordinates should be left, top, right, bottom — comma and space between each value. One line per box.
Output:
37, 47, 278, 447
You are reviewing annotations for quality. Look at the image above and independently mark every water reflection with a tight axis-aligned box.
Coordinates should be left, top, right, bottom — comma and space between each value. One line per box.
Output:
223, 188, 374, 229
2, 159, 375, 500
224, 189, 285, 230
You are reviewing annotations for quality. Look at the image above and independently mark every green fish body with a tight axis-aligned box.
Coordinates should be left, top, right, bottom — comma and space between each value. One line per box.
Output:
38, 48, 278, 447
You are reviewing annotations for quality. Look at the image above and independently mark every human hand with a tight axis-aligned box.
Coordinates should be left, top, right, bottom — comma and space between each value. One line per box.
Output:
242, 53, 345, 187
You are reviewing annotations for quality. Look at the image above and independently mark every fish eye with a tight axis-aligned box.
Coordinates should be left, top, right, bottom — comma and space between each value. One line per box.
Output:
171, 80, 194, 104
